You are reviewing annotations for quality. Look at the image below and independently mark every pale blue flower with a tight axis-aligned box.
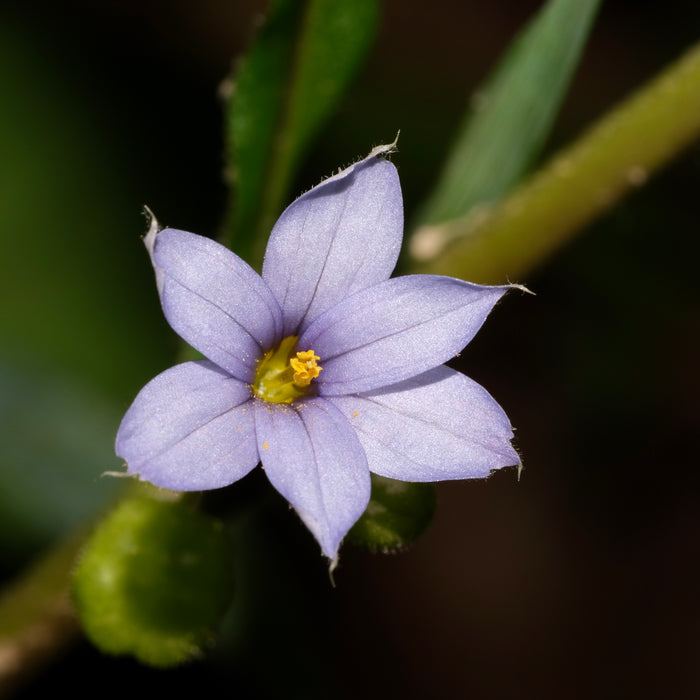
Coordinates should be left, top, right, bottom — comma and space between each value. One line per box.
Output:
116, 145, 520, 560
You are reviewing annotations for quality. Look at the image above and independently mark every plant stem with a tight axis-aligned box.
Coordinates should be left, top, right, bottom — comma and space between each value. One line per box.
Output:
409, 42, 700, 283
0, 532, 84, 697
0, 482, 182, 696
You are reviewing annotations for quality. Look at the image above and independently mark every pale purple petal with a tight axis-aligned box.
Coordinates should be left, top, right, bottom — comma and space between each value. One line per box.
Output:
329, 366, 519, 481
116, 360, 259, 491
262, 145, 403, 337
152, 229, 283, 382
253, 397, 370, 559
299, 275, 510, 395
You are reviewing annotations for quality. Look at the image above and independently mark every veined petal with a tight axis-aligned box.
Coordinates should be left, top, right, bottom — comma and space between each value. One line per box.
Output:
116, 361, 259, 491
300, 275, 511, 395
262, 145, 402, 337
152, 229, 283, 382
253, 397, 370, 559
329, 366, 519, 481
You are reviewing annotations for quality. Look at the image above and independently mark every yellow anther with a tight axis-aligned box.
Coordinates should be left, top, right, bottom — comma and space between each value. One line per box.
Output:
290, 350, 322, 387
253, 337, 322, 403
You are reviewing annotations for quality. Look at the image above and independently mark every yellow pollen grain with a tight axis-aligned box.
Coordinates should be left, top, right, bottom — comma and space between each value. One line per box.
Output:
290, 349, 322, 387
352, 411, 359, 418
263, 442, 269, 451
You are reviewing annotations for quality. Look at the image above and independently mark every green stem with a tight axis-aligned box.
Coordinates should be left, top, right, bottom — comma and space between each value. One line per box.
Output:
0, 532, 84, 697
409, 42, 700, 283
0, 482, 184, 695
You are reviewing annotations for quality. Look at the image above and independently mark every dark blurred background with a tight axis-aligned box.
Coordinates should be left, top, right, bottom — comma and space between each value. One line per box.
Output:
1, 1, 699, 698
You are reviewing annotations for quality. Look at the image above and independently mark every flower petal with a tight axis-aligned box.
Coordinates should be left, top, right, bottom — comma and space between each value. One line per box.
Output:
116, 360, 259, 491
254, 397, 370, 559
328, 365, 519, 481
300, 275, 511, 394
152, 229, 283, 382
262, 145, 403, 336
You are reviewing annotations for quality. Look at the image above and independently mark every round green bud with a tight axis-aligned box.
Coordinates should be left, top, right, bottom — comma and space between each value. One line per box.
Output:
347, 474, 437, 553
71, 496, 234, 667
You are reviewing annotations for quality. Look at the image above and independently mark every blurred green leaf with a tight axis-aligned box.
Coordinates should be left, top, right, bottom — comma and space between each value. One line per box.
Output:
0, 22, 171, 402
414, 0, 600, 234
0, 22, 174, 559
0, 361, 123, 558
224, 0, 379, 267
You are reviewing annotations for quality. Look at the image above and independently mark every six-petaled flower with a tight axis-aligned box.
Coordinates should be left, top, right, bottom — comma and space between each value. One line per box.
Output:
116, 144, 520, 561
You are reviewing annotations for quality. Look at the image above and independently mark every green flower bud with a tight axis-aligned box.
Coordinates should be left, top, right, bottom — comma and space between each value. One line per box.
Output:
71, 495, 234, 667
347, 474, 437, 553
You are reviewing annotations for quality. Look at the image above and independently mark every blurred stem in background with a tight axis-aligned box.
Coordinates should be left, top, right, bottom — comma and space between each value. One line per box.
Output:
0, 532, 83, 696
409, 43, 700, 282
413, 0, 601, 230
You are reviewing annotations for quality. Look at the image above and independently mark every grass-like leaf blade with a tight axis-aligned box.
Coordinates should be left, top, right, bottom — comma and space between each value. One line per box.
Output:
224, 0, 378, 268
415, 0, 601, 235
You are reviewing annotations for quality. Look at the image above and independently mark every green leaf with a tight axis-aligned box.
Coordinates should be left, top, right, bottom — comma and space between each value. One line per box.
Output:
0, 23, 172, 401
347, 474, 437, 553
224, 0, 379, 268
0, 23, 175, 558
414, 0, 600, 239
413, 43, 700, 283
72, 496, 235, 668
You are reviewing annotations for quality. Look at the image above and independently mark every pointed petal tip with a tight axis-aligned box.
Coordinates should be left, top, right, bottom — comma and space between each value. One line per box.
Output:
303, 275, 513, 395
305, 139, 400, 194
486, 450, 522, 481
263, 142, 403, 335
324, 139, 399, 186
142, 206, 161, 258
327, 553, 340, 582
142, 204, 160, 232
507, 282, 534, 296
366, 137, 399, 160
328, 366, 519, 482
254, 398, 370, 565
142, 206, 165, 294
100, 469, 138, 481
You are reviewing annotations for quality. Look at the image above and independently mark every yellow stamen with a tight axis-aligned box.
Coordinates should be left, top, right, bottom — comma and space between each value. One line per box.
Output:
253, 336, 323, 403
290, 350, 322, 387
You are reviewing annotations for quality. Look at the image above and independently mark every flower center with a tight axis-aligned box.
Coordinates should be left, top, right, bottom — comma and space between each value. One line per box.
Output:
253, 336, 322, 404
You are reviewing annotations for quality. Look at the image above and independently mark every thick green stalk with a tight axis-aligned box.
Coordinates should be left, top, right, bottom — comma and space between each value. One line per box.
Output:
410, 43, 700, 283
